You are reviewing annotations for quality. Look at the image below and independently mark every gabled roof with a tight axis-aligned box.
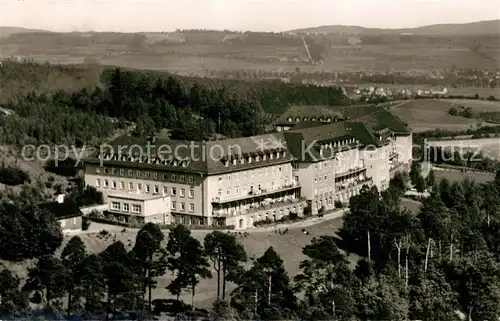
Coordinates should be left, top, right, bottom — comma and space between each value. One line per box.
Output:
274, 104, 376, 125
37, 200, 83, 220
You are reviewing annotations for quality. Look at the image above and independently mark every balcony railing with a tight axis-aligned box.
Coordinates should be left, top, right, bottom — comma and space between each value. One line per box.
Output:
335, 166, 366, 179
335, 178, 373, 191
211, 182, 301, 203
213, 197, 306, 217
390, 162, 404, 172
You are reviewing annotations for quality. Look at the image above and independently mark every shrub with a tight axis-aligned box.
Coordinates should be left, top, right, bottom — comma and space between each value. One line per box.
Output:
82, 217, 91, 231
0, 166, 30, 186
334, 200, 343, 209
288, 212, 298, 220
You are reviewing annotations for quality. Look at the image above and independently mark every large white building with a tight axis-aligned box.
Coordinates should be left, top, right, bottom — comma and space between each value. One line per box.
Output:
84, 105, 412, 229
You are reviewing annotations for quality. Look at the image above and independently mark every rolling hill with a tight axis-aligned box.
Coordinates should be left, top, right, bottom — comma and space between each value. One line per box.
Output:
0, 26, 49, 38
289, 19, 500, 36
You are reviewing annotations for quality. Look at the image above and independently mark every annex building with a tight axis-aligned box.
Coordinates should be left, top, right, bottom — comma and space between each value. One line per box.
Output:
83, 105, 412, 229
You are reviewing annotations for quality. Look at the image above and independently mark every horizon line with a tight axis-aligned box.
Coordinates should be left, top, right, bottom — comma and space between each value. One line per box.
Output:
1, 18, 498, 34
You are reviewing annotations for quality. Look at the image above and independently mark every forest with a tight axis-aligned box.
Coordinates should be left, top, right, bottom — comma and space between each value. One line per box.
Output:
1, 172, 500, 320
0, 60, 346, 147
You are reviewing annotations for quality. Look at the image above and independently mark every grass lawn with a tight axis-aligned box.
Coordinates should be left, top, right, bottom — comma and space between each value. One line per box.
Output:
433, 170, 495, 184
443, 99, 500, 112
390, 99, 485, 132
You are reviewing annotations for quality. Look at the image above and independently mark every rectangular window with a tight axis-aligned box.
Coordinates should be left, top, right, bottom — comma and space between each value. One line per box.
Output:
171, 174, 176, 182
119, 181, 124, 189
180, 188, 185, 197
154, 185, 159, 194
146, 185, 151, 193
154, 172, 159, 180
189, 189, 194, 198
96, 167, 101, 174
171, 201, 176, 210
180, 175, 185, 183
145, 172, 150, 179
96, 179, 101, 187
128, 170, 133, 177
119, 169, 124, 176
112, 202, 120, 210
189, 203, 194, 212
189, 176, 194, 184
123, 203, 130, 212
128, 182, 134, 190
132, 204, 141, 213
136, 170, 141, 178
137, 183, 142, 191
171, 187, 176, 196
163, 186, 169, 195
163, 173, 168, 180
104, 168, 109, 174
104, 180, 109, 188
112, 181, 117, 189
180, 203, 185, 211
112, 168, 116, 175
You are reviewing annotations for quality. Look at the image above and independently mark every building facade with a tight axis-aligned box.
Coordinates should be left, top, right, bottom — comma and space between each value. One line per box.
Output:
84, 106, 412, 229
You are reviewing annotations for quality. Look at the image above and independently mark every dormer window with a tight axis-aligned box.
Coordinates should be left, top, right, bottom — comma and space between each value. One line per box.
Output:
255, 155, 260, 162
248, 157, 252, 164
282, 151, 286, 157
232, 159, 237, 165
276, 152, 280, 159
240, 158, 245, 164
311, 117, 316, 121
287, 117, 292, 122
224, 160, 229, 167
173, 159, 178, 166
327, 117, 332, 122
270, 153, 274, 160
262, 154, 267, 161
303, 117, 308, 121
295, 117, 300, 122
181, 161, 188, 168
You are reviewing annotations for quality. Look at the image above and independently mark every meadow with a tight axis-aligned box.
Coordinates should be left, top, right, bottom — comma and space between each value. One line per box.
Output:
427, 137, 500, 160
433, 169, 495, 184
390, 99, 489, 132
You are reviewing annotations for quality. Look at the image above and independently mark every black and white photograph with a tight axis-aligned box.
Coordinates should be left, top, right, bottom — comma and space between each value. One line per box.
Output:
0, 0, 499, 320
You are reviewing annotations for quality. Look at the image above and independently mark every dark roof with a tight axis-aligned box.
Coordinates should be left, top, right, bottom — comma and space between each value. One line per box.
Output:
38, 200, 83, 220
83, 106, 410, 171
274, 104, 376, 125
84, 133, 292, 175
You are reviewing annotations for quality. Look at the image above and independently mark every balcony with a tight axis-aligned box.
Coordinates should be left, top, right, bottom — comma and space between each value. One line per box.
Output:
213, 197, 306, 217
211, 182, 301, 204
390, 162, 405, 173
335, 178, 373, 192
335, 166, 366, 179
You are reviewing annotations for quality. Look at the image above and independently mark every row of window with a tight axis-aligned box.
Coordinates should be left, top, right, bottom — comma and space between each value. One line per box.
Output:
218, 165, 287, 182
217, 179, 294, 197
223, 150, 287, 167
97, 167, 195, 184
96, 179, 195, 198
112, 202, 142, 213
111, 201, 195, 213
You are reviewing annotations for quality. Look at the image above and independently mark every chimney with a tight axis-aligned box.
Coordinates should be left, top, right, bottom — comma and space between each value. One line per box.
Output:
56, 194, 65, 204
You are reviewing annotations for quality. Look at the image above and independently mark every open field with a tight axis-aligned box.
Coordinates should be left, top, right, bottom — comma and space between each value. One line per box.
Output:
443, 99, 500, 112
1, 24, 499, 74
434, 169, 495, 184
427, 137, 500, 160
390, 99, 491, 132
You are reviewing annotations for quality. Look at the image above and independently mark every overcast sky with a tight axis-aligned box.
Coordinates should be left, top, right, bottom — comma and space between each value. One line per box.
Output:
0, 0, 498, 32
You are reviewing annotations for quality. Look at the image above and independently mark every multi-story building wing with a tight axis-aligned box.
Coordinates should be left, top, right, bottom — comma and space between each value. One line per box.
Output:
83, 105, 412, 229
